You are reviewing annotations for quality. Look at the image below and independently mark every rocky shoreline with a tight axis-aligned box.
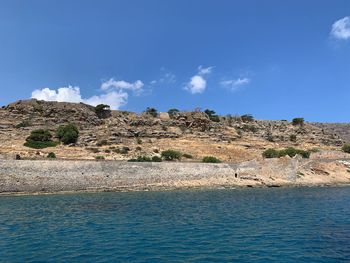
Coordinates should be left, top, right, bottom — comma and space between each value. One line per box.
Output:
1, 158, 350, 195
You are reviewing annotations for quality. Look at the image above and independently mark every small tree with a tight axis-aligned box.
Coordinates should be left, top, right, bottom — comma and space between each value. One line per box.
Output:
161, 150, 182, 161
204, 109, 220, 122
56, 124, 79, 145
95, 104, 111, 119
241, 114, 254, 122
292, 118, 304, 126
168, 108, 180, 118
145, 107, 158, 117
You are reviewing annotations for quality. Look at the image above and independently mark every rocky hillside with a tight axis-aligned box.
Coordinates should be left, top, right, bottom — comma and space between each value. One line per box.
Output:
0, 99, 346, 162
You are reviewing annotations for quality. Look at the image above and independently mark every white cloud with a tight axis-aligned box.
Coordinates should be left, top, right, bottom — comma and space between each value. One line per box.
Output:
101, 78, 144, 91
84, 91, 128, 109
31, 86, 82, 103
185, 66, 213, 94
31, 78, 144, 110
220, 77, 250, 91
31, 86, 128, 110
198, 65, 214, 75
186, 75, 206, 94
331, 16, 350, 40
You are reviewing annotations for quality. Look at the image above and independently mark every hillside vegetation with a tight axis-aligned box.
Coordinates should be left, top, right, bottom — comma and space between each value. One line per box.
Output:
0, 99, 347, 162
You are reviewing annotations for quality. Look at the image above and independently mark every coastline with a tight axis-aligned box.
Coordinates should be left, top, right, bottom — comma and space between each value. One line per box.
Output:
1, 158, 350, 195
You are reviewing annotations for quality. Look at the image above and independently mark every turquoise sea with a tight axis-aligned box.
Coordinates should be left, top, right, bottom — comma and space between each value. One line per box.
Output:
0, 187, 350, 262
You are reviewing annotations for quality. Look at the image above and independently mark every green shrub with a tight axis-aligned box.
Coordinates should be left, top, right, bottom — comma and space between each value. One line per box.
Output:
342, 144, 350, 153
56, 124, 79, 145
161, 150, 182, 161
278, 147, 310, 158
47, 152, 56, 158
263, 147, 310, 159
262, 149, 279, 158
145, 107, 158, 117
95, 156, 105, 160
204, 109, 220, 122
95, 104, 111, 119
168, 108, 180, 118
290, 134, 297, 142
24, 140, 59, 149
24, 129, 59, 149
202, 156, 221, 163
128, 156, 163, 162
182, 153, 193, 159
137, 138, 143, 144
128, 156, 151, 162
292, 118, 304, 126
151, 156, 162, 162
241, 114, 254, 122
27, 129, 52, 142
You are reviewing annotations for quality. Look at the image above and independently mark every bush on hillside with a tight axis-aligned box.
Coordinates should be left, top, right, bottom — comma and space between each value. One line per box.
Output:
145, 107, 158, 117
24, 129, 59, 149
202, 156, 221, 163
262, 147, 310, 159
26, 129, 52, 142
128, 156, 163, 162
152, 156, 162, 162
56, 124, 79, 145
342, 144, 350, 153
292, 118, 304, 126
204, 109, 220, 122
47, 152, 56, 158
95, 104, 111, 119
168, 108, 180, 118
241, 114, 254, 122
262, 148, 280, 158
24, 140, 59, 149
161, 150, 182, 161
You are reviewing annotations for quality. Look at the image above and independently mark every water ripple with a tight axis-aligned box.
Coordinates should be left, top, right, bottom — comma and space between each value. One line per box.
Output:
0, 187, 350, 262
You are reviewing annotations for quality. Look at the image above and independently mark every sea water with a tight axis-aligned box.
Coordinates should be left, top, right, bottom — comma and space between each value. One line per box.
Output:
0, 187, 350, 262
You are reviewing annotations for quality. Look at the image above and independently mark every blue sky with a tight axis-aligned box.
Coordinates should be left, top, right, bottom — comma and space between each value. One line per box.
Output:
0, 0, 350, 122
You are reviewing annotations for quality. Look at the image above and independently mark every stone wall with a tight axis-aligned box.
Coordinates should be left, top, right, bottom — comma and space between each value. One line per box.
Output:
0, 159, 302, 193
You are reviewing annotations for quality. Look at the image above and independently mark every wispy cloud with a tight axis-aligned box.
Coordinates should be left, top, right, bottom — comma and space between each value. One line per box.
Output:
198, 65, 214, 75
220, 77, 250, 91
31, 78, 144, 110
185, 65, 214, 94
101, 78, 144, 96
150, 69, 176, 86
331, 16, 350, 40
